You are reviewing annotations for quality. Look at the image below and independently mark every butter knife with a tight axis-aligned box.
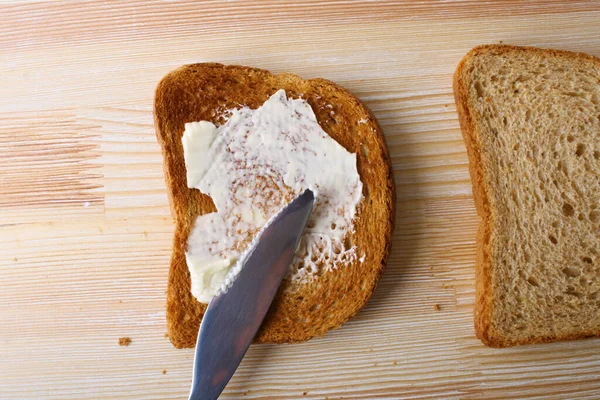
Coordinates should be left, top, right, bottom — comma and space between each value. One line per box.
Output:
188, 189, 315, 400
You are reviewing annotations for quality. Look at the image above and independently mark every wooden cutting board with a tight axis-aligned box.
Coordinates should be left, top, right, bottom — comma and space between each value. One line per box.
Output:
2, 1, 600, 399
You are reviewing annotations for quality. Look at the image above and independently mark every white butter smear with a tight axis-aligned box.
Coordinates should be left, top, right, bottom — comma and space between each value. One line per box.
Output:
182, 89, 363, 303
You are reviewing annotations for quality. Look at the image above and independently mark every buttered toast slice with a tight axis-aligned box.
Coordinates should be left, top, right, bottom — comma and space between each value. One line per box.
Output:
454, 45, 600, 347
154, 64, 395, 348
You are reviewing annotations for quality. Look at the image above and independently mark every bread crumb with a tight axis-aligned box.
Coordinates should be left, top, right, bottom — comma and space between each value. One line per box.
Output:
13, 258, 17, 262
118, 300, 123, 303
162, 369, 167, 374
164, 333, 169, 338
143, 230, 148, 237
393, 361, 397, 366
499, 40, 503, 43
433, 304, 441, 311
118, 337, 131, 346
303, 392, 308, 396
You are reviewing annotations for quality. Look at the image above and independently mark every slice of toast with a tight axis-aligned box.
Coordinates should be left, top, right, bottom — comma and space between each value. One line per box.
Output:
154, 63, 395, 348
454, 45, 600, 347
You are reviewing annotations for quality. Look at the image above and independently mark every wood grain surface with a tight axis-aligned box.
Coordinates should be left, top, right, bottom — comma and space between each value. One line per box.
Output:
2, 1, 600, 399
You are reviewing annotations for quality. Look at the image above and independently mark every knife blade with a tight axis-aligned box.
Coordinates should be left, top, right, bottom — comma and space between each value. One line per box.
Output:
188, 188, 315, 400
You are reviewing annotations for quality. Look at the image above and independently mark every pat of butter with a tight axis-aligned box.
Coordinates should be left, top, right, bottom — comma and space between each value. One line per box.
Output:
181, 121, 218, 188
186, 256, 235, 303
182, 89, 363, 302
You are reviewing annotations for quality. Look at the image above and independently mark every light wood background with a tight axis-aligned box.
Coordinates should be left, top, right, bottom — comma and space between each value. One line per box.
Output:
2, 1, 600, 399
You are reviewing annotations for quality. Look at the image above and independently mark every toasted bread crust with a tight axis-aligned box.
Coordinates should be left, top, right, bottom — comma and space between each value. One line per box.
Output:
154, 63, 395, 348
454, 44, 600, 347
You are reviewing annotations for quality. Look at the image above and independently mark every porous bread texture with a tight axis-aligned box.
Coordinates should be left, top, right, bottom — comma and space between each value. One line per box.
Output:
154, 63, 395, 348
454, 45, 600, 347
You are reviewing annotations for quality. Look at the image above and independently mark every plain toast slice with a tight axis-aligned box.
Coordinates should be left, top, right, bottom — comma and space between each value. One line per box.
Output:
154, 64, 395, 348
454, 45, 600, 347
